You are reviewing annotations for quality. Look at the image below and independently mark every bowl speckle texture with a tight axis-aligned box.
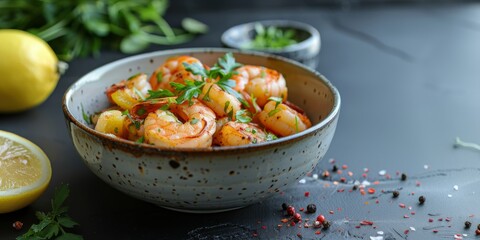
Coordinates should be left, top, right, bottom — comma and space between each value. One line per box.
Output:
62, 48, 340, 213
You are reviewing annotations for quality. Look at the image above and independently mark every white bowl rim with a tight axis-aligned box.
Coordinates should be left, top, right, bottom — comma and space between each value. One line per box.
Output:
62, 47, 340, 153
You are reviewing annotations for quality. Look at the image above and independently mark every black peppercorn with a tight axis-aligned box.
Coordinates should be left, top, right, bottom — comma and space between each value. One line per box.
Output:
352, 185, 358, 191
332, 165, 338, 172
465, 221, 472, 229
477, 223, 480, 231
418, 195, 425, 204
401, 173, 407, 181
306, 204, 317, 213
322, 220, 331, 230
282, 203, 288, 210
392, 191, 400, 198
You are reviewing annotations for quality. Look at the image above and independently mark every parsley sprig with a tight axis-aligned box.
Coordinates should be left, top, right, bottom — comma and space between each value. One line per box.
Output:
17, 184, 83, 240
176, 53, 248, 107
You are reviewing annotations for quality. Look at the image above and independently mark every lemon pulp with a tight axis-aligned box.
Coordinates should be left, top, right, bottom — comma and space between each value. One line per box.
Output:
0, 130, 52, 213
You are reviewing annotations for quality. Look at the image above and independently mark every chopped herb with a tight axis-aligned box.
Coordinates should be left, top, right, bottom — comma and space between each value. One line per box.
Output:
267, 96, 283, 117
247, 23, 298, 50
133, 87, 146, 101
252, 138, 258, 144
182, 62, 208, 78
81, 104, 92, 125
295, 116, 299, 132
136, 107, 146, 116
114, 127, 119, 134
268, 108, 281, 117
266, 132, 278, 141
251, 93, 260, 114
156, 72, 163, 83
146, 89, 175, 99
235, 109, 252, 123
135, 136, 145, 144
202, 84, 213, 102
127, 73, 142, 80
224, 101, 231, 113
260, 68, 266, 78
454, 137, 480, 151
190, 118, 199, 124
122, 110, 141, 130
16, 184, 83, 240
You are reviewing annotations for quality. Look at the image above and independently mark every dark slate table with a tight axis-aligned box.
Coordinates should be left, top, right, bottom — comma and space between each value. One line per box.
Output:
2, 1, 480, 239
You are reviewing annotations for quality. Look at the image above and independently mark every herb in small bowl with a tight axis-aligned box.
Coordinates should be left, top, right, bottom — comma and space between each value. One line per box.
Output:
247, 23, 298, 50
221, 20, 321, 68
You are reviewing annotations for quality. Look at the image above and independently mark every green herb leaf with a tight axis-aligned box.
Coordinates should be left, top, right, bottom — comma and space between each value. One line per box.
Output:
190, 118, 199, 124
235, 109, 252, 123
183, 62, 208, 78
135, 136, 145, 144
81, 104, 91, 125
247, 23, 298, 50
16, 184, 83, 240
52, 184, 70, 212
181, 17, 209, 34
266, 132, 278, 141
170, 80, 205, 104
146, 89, 175, 99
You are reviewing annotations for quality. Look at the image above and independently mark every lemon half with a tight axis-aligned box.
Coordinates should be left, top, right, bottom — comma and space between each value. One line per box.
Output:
0, 29, 60, 113
0, 130, 52, 213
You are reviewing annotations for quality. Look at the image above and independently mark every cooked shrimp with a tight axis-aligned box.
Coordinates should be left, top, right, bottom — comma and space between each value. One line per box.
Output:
95, 110, 127, 138
232, 65, 288, 107
143, 99, 216, 148
258, 100, 312, 137
149, 56, 205, 91
213, 121, 268, 146
105, 73, 151, 110
198, 81, 242, 120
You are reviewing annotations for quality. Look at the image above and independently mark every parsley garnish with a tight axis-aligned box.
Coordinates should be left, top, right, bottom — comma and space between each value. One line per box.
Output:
135, 136, 145, 144
127, 73, 142, 80
156, 72, 163, 83
170, 80, 205, 104
122, 110, 141, 130
17, 184, 83, 240
266, 132, 278, 141
181, 53, 248, 107
235, 109, 252, 123
81, 104, 92, 125
190, 118, 199, 124
146, 89, 175, 100
267, 96, 283, 117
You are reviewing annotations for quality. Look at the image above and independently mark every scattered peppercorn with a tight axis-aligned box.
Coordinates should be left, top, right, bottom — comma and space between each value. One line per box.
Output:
286, 206, 295, 216
465, 221, 472, 229
322, 220, 331, 230
316, 214, 325, 224
293, 213, 302, 222
332, 165, 338, 172
392, 191, 400, 198
418, 195, 426, 204
12, 221, 23, 230
282, 203, 288, 210
401, 173, 407, 181
306, 204, 317, 213
352, 185, 358, 191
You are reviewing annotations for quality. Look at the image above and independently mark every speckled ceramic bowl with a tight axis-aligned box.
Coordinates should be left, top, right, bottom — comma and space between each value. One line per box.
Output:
62, 48, 340, 213
221, 20, 321, 68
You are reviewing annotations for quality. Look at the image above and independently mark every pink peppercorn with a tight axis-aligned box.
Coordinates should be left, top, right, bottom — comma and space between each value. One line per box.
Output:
286, 206, 295, 216
293, 213, 302, 222
316, 214, 326, 223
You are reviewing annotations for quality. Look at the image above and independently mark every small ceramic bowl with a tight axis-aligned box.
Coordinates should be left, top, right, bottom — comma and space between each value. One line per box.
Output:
62, 48, 340, 213
221, 20, 321, 69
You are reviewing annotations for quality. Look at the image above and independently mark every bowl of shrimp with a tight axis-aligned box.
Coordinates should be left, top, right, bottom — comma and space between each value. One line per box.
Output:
62, 48, 340, 213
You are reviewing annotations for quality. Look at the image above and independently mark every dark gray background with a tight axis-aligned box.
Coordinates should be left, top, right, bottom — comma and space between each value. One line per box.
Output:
1, 1, 480, 239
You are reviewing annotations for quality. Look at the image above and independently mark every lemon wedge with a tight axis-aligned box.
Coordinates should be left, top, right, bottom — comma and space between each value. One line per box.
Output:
0, 130, 52, 213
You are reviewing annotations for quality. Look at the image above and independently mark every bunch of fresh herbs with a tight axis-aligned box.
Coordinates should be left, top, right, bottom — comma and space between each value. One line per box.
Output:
0, 0, 208, 61
17, 184, 83, 240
